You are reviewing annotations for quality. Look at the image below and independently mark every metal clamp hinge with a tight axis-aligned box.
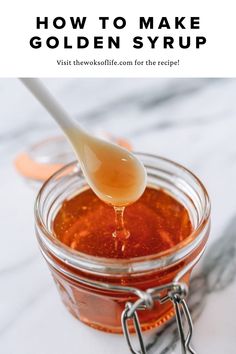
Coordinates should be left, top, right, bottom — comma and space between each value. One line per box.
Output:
121, 282, 196, 354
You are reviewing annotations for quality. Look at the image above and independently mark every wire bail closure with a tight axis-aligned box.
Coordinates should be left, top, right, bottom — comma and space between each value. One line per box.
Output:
120, 250, 205, 354
121, 282, 196, 354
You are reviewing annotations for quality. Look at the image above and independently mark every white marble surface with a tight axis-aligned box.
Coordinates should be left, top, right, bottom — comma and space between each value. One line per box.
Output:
1, 78, 236, 354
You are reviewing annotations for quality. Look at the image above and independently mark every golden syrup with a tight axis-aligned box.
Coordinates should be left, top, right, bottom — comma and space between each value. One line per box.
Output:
51, 186, 195, 333
67, 130, 146, 207
53, 186, 192, 258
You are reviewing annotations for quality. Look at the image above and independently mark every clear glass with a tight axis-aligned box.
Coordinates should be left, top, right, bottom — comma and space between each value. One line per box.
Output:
35, 153, 210, 333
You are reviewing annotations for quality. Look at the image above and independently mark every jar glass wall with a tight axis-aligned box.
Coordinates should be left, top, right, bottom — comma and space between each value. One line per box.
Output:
35, 153, 210, 333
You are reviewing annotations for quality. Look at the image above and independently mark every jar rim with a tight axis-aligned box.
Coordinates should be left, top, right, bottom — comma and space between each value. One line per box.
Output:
35, 153, 211, 275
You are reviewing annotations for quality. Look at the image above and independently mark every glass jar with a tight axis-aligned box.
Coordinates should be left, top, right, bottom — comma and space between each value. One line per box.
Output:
35, 153, 210, 335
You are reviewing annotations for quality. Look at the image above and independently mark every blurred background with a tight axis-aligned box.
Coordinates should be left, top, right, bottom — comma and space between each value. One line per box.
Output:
1, 78, 236, 354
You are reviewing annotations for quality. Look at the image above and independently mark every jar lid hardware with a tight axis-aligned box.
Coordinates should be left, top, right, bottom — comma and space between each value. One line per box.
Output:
173, 294, 196, 354
121, 282, 196, 354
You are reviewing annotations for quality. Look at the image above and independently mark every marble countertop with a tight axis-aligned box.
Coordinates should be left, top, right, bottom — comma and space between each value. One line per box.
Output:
1, 78, 236, 354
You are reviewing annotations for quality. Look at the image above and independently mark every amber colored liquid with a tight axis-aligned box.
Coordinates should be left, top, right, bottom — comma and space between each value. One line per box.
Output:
68, 130, 146, 206
54, 186, 192, 258
50, 187, 205, 333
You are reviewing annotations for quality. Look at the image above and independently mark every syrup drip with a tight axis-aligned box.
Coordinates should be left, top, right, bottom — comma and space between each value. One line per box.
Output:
113, 207, 130, 240
112, 206, 130, 255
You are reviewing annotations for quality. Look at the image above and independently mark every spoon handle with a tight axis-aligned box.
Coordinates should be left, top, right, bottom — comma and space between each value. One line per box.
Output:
20, 78, 79, 133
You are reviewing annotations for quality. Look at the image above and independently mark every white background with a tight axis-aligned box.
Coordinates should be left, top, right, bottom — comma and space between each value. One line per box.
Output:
0, 0, 236, 77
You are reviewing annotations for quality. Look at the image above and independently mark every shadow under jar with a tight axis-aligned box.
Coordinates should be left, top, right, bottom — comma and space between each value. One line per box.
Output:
35, 153, 210, 334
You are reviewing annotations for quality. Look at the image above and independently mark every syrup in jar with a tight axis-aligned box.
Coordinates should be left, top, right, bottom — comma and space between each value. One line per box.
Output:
51, 185, 196, 332
35, 155, 210, 333
53, 187, 192, 258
